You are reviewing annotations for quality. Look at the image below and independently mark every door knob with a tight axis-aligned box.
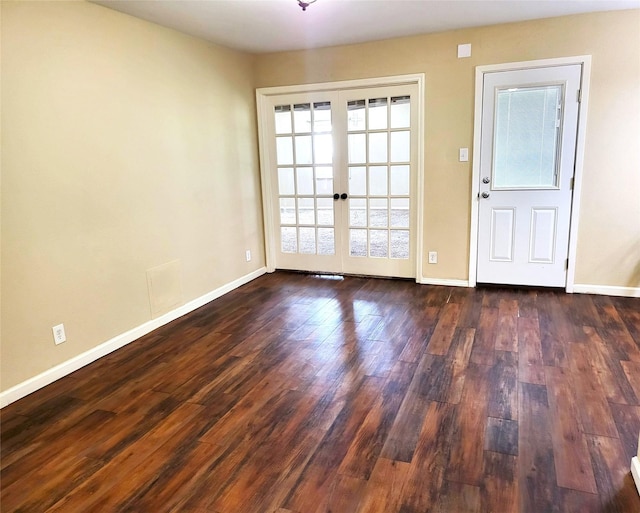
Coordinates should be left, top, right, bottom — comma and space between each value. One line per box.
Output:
481, 192, 490, 199
482, 177, 490, 184
333, 193, 340, 200
340, 193, 348, 200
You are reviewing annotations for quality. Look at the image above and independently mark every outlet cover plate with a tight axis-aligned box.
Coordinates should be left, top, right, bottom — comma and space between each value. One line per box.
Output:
52, 324, 66, 345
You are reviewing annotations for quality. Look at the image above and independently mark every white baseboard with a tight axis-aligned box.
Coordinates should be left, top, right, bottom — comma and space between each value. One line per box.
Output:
419, 277, 470, 287
632, 456, 640, 496
572, 284, 640, 298
0, 267, 267, 409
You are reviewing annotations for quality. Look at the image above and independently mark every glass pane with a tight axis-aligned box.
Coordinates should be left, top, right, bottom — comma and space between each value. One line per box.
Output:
296, 167, 314, 195
368, 98, 388, 130
278, 168, 295, 195
314, 134, 333, 164
281, 226, 297, 253
390, 96, 410, 129
348, 133, 366, 164
293, 103, 311, 133
298, 197, 315, 225
390, 230, 410, 259
390, 198, 409, 227
276, 137, 293, 165
295, 136, 312, 165
313, 102, 331, 132
350, 198, 367, 227
315, 166, 333, 196
369, 198, 388, 228
369, 133, 388, 163
299, 227, 316, 254
317, 197, 334, 226
493, 85, 562, 188
390, 165, 410, 195
369, 166, 388, 196
279, 198, 296, 224
347, 100, 366, 131
370, 230, 388, 258
350, 229, 367, 257
318, 228, 335, 255
349, 167, 366, 196
390, 131, 410, 162
275, 105, 292, 134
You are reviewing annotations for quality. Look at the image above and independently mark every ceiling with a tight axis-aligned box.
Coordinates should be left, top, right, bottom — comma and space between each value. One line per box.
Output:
92, 0, 640, 54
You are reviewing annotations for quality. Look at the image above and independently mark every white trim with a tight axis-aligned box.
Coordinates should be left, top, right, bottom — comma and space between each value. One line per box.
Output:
256, 74, 426, 281
419, 277, 470, 287
572, 284, 640, 298
468, 55, 591, 291
415, 74, 426, 284
632, 456, 640, 496
0, 267, 267, 409
257, 74, 425, 97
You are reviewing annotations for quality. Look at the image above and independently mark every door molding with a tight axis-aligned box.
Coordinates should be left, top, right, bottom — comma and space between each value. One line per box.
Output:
468, 56, 592, 291
256, 74, 425, 281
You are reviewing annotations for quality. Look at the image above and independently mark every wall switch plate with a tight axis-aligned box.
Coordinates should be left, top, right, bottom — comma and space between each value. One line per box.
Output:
52, 324, 66, 345
457, 43, 472, 58
428, 251, 438, 264
459, 148, 469, 162
245, 250, 251, 262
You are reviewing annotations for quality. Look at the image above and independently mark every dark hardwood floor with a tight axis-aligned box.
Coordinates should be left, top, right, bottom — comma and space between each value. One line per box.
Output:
2, 271, 640, 512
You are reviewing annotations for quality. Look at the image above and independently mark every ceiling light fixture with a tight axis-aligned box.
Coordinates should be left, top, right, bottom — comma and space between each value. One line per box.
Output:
297, 0, 317, 11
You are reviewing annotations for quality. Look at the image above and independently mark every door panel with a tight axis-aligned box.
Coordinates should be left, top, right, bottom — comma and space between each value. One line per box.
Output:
272, 94, 342, 273
477, 65, 581, 287
341, 86, 417, 278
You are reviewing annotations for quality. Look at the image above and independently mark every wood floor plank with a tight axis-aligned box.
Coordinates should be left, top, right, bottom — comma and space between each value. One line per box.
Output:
1, 271, 638, 513
517, 316, 545, 385
587, 434, 640, 512
495, 299, 518, 352
425, 302, 460, 355
545, 366, 598, 494
480, 451, 518, 513
568, 342, 620, 437
518, 382, 558, 513
398, 400, 456, 512
469, 306, 498, 366
355, 458, 410, 513
488, 350, 518, 420
446, 363, 490, 486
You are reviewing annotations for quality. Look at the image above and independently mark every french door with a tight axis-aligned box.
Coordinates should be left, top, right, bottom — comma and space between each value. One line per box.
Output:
476, 64, 581, 287
259, 81, 420, 278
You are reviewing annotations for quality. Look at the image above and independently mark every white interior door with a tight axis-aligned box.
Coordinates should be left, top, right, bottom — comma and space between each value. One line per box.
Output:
477, 65, 581, 287
263, 83, 419, 278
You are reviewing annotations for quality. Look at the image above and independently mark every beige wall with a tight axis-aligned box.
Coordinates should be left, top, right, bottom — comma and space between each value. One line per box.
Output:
255, 10, 640, 288
1, 1, 263, 391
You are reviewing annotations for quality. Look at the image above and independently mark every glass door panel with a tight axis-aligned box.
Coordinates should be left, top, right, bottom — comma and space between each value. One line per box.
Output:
342, 87, 416, 277
272, 95, 341, 272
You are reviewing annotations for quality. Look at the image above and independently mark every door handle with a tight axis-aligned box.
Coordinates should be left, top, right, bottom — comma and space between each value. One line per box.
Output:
341, 193, 348, 200
333, 193, 340, 200
482, 177, 490, 184
481, 192, 490, 199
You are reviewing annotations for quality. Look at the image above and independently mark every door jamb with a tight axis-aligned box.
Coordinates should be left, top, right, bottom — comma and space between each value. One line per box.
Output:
256, 74, 426, 281
468, 56, 591, 292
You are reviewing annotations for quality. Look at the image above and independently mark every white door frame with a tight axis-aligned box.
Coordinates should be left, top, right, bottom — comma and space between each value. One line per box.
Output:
468, 56, 591, 292
256, 74, 426, 282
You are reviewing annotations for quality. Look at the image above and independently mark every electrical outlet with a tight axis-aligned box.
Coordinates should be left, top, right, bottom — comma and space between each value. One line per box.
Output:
428, 251, 438, 264
52, 324, 66, 345
245, 250, 251, 262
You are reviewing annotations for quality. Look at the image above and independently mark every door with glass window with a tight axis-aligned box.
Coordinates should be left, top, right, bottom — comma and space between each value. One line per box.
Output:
265, 83, 418, 278
477, 65, 581, 286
